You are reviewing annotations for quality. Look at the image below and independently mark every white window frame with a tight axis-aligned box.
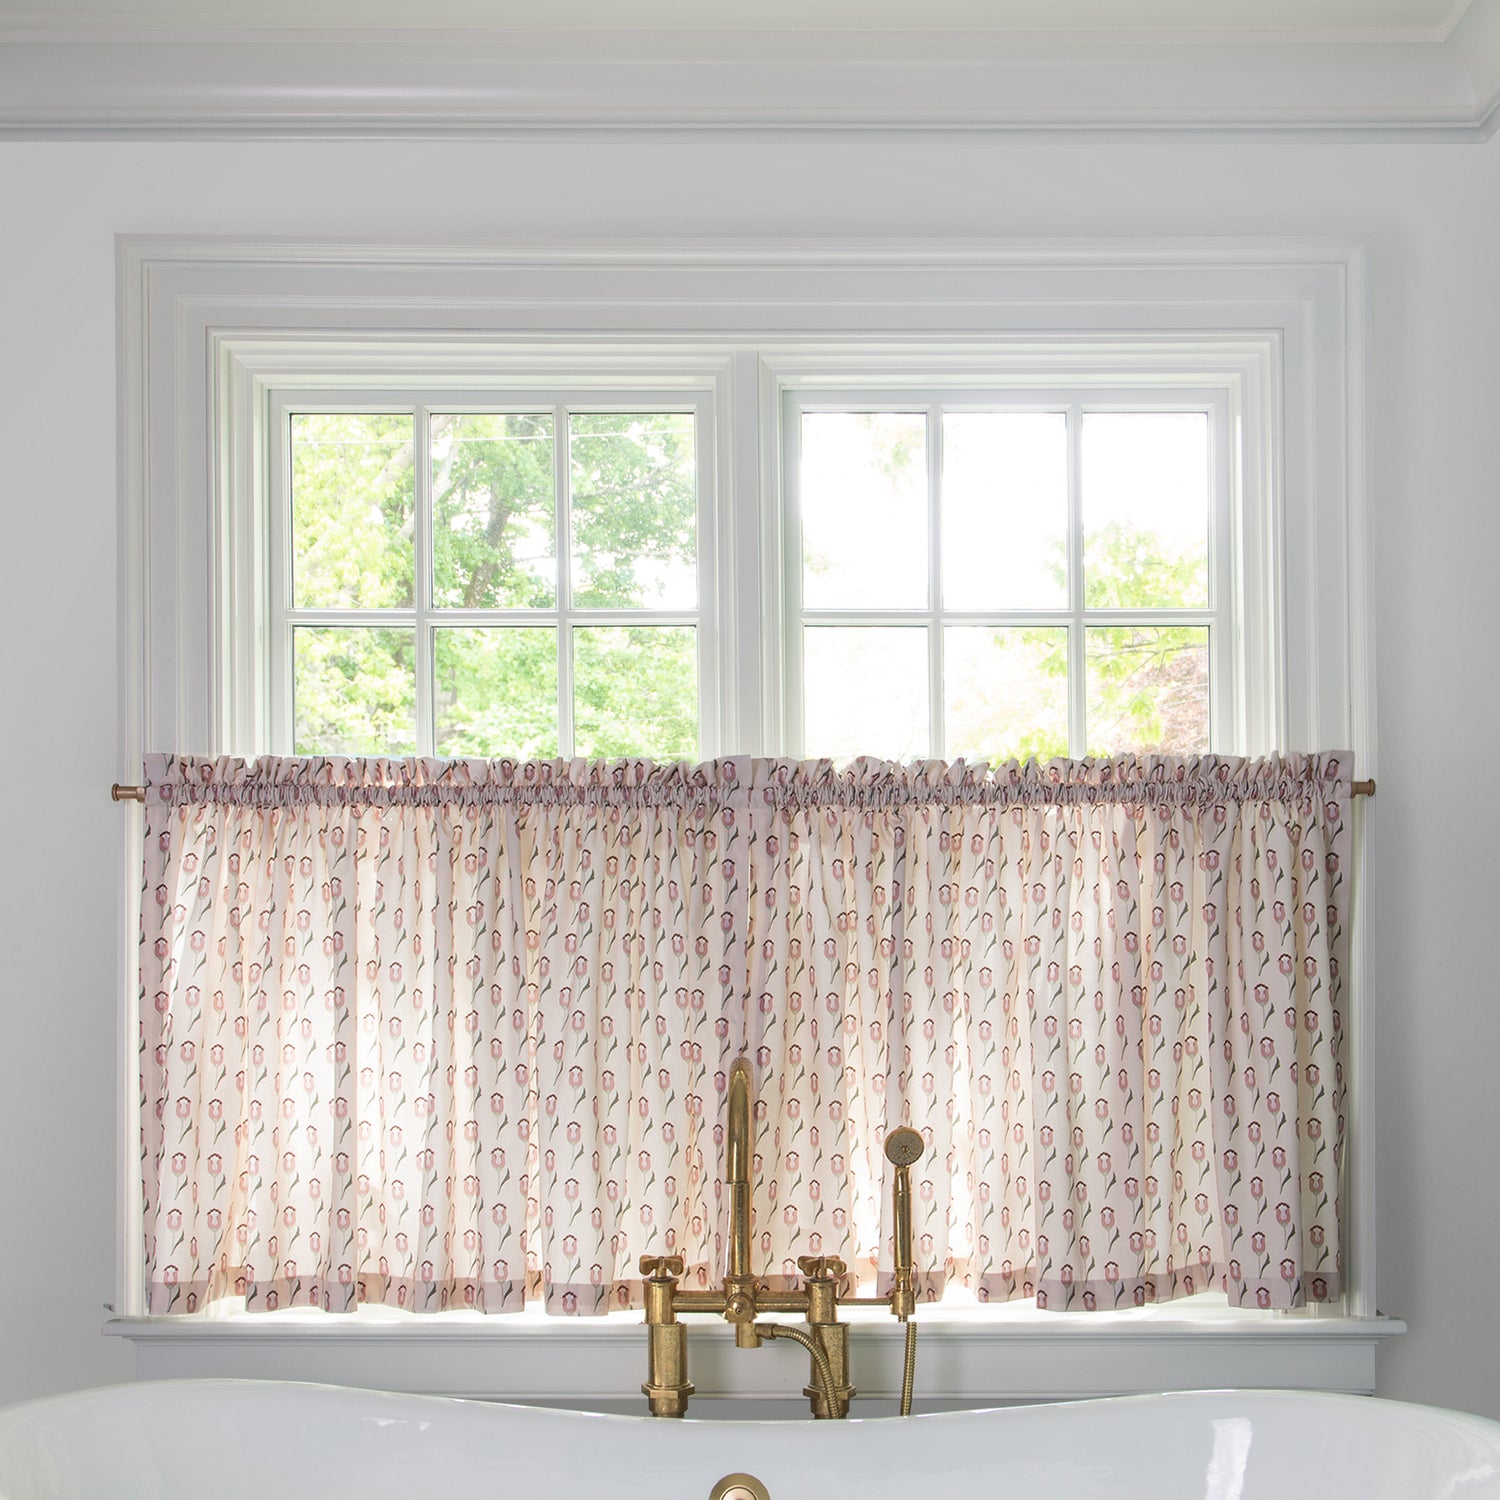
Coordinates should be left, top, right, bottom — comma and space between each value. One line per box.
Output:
115, 238, 1393, 1404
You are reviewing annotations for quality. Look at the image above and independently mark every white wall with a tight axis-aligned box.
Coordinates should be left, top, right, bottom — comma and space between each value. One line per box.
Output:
1, 134, 1497, 1415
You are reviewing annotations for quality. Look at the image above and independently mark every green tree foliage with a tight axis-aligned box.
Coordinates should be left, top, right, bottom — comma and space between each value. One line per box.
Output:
814, 414, 1210, 764
291, 413, 416, 610
569, 413, 697, 610
1076, 519, 1208, 755
294, 627, 419, 756
574, 627, 698, 759
966, 522, 1208, 761
433, 628, 559, 758
431, 413, 557, 611
291, 410, 699, 759
1081, 622, 1209, 755
290, 408, 1207, 765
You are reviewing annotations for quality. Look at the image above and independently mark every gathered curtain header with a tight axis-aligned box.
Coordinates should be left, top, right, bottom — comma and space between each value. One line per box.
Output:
140, 751, 1351, 1320
147, 752, 1349, 812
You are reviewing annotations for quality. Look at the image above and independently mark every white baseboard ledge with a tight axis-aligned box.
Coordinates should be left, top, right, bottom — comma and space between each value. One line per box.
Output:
106, 1310, 1406, 1407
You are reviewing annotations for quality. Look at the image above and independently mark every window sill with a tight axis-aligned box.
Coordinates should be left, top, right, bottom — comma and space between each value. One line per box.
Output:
105, 1307, 1405, 1407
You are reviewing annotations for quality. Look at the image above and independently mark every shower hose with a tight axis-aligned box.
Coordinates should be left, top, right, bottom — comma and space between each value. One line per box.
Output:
899, 1318, 917, 1417
753, 1317, 916, 1418
754, 1323, 841, 1418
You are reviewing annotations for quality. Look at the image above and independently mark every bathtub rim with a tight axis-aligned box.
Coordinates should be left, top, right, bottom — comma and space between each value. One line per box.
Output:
2, 1373, 1479, 1437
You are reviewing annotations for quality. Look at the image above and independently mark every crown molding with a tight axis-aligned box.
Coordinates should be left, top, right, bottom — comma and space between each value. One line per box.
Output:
0, 0, 1477, 41
1452, 0, 1500, 129
1, 12, 1499, 140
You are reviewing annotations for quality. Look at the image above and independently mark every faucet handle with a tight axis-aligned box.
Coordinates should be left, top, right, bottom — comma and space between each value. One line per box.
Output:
797, 1255, 847, 1283
640, 1254, 685, 1281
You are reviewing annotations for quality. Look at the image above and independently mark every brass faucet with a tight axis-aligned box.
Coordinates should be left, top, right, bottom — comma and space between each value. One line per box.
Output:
640, 1056, 924, 1419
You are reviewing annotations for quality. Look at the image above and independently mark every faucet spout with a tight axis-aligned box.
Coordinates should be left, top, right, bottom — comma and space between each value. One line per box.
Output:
726, 1057, 754, 1284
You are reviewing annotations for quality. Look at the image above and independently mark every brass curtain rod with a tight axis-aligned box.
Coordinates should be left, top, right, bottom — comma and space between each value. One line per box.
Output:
111, 778, 1379, 803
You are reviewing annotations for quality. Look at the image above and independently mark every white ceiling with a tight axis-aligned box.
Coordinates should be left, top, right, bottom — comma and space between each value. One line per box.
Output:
0, 0, 1474, 35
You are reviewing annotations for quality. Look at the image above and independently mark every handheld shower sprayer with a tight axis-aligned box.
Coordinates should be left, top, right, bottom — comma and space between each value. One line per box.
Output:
884, 1126, 923, 1322
884, 1126, 924, 1415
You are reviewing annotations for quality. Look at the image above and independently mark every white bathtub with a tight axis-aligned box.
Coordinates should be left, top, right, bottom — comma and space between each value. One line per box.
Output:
1, 1380, 1498, 1499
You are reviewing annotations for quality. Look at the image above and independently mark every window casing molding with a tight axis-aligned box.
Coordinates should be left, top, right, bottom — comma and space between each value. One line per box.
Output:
116, 236, 1388, 1400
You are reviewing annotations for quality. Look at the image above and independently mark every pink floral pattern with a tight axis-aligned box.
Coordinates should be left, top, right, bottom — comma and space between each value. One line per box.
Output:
140, 753, 1348, 1315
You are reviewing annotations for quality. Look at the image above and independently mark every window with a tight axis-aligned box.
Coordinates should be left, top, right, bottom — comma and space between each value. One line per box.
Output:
120, 239, 1383, 1399
784, 398, 1227, 762
275, 401, 708, 759
259, 385, 1240, 766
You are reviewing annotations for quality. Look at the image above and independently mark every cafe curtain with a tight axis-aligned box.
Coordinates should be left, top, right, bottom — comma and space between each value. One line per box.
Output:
140, 752, 1349, 1315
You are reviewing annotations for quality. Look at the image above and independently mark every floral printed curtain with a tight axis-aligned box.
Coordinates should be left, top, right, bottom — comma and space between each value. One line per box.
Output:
140, 752, 1349, 1316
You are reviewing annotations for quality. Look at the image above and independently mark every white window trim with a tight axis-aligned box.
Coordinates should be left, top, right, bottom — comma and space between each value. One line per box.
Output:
114, 236, 1392, 1402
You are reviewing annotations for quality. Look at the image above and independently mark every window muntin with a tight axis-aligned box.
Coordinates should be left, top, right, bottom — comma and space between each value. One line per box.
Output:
782, 393, 1231, 763
270, 398, 708, 760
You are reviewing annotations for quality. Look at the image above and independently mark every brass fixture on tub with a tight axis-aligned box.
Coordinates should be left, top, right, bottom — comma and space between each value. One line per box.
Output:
710, 1476, 771, 1500
639, 1056, 924, 1420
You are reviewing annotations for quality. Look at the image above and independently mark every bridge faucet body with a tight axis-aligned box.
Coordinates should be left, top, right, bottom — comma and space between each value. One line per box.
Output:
640, 1057, 924, 1419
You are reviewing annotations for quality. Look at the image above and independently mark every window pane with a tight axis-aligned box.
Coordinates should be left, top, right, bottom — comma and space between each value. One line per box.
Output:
290, 414, 415, 609
945, 627, 1070, 763
294, 627, 417, 755
804, 627, 928, 761
574, 626, 698, 758
942, 414, 1068, 610
569, 413, 697, 610
1082, 413, 1210, 610
801, 413, 927, 610
432, 414, 555, 609
1085, 625, 1209, 754
434, 628, 558, 758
